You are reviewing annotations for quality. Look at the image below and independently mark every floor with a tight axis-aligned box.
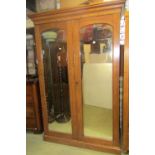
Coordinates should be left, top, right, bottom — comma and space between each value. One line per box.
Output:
48, 119, 72, 133
26, 133, 118, 155
84, 105, 112, 140
48, 104, 112, 140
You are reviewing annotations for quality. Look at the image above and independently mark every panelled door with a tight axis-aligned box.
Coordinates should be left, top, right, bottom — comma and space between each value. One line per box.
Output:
35, 21, 78, 138
72, 14, 120, 146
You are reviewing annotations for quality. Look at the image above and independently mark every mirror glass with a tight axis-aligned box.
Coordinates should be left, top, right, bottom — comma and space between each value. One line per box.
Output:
41, 29, 72, 134
80, 24, 113, 140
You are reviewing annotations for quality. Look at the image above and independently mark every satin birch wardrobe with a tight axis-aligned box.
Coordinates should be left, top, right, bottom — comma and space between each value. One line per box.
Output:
29, 0, 128, 154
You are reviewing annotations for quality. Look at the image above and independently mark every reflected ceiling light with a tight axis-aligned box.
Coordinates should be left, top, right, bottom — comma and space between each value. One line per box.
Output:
42, 31, 57, 39
92, 40, 96, 44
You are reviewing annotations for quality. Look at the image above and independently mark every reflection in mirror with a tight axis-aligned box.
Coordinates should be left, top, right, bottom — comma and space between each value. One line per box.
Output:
41, 29, 72, 134
80, 24, 113, 140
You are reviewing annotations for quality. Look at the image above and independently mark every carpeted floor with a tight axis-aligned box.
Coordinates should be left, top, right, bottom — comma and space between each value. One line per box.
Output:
48, 104, 112, 140
48, 120, 72, 133
26, 133, 118, 155
84, 105, 112, 140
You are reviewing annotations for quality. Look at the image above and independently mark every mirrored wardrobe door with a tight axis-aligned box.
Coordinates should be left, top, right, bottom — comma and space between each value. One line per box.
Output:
41, 26, 72, 134
80, 23, 113, 141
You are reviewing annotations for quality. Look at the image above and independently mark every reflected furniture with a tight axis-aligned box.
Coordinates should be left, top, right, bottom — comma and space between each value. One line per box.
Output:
29, 0, 125, 154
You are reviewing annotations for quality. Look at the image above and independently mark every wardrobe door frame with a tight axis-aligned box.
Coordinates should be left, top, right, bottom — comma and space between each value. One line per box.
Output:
72, 13, 121, 146
34, 22, 77, 139
122, 11, 129, 152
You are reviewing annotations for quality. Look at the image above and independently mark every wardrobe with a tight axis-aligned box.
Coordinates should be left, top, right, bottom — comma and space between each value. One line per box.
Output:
29, 0, 127, 154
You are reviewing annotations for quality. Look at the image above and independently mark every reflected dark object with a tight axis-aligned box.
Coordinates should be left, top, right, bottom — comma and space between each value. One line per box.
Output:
55, 113, 70, 123
55, 51, 70, 123
42, 30, 71, 124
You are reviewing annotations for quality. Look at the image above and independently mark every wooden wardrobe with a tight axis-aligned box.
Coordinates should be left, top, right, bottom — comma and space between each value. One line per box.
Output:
29, 0, 127, 154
